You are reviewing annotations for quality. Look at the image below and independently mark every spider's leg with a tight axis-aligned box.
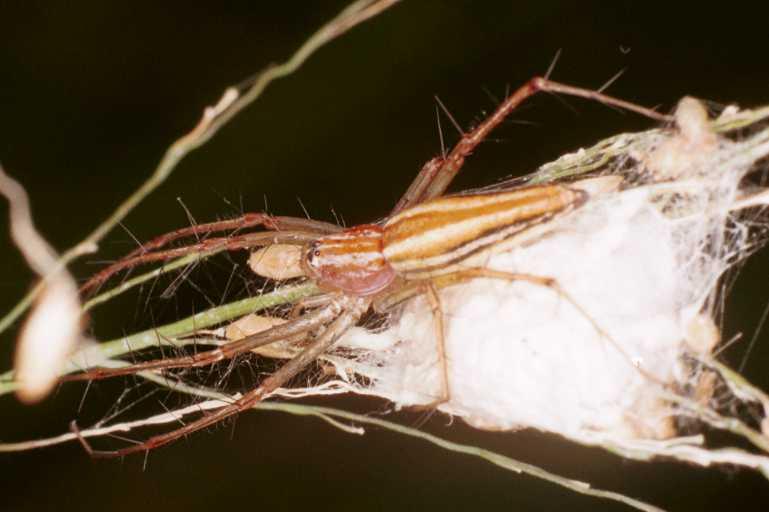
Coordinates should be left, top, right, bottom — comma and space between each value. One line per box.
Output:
433, 267, 663, 384
391, 156, 445, 215
392, 77, 671, 214
421, 282, 450, 408
125, 215, 342, 260
80, 296, 368, 457
123, 213, 279, 259
288, 293, 336, 318
81, 229, 318, 295
371, 282, 449, 408
64, 300, 342, 381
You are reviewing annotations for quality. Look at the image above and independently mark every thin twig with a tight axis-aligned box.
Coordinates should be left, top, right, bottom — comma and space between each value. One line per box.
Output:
0, 387, 663, 512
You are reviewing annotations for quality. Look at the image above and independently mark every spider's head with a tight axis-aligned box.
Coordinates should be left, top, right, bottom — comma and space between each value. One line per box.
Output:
303, 224, 396, 296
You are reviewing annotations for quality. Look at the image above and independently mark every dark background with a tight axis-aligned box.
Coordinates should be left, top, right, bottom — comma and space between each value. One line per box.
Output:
2, 1, 769, 510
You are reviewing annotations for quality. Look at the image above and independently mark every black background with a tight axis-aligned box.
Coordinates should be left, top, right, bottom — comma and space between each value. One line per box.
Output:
2, 1, 769, 511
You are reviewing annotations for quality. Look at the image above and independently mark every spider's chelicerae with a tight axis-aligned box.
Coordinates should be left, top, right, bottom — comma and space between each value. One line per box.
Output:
70, 77, 671, 457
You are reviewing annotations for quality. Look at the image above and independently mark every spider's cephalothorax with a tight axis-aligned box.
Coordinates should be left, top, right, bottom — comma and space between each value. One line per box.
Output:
303, 225, 395, 296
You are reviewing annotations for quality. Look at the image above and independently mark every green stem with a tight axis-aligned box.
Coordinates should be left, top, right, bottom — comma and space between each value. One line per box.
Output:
0, 282, 319, 395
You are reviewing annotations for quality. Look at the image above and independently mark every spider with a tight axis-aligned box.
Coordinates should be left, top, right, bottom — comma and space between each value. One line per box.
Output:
69, 77, 671, 457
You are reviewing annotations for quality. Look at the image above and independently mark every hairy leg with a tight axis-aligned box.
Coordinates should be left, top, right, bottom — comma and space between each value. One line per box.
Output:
74, 296, 368, 457
81, 229, 320, 295
391, 77, 671, 215
64, 299, 343, 381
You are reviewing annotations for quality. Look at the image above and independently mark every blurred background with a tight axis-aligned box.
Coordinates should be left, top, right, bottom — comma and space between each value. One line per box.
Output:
2, 1, 769, 510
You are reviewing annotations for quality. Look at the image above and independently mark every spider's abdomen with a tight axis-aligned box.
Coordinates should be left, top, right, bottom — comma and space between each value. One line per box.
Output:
303, 224, 396, 296
382, 184, 587, 278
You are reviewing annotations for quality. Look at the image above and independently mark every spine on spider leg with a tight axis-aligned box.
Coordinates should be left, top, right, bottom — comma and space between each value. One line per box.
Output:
419, 80, 540, 202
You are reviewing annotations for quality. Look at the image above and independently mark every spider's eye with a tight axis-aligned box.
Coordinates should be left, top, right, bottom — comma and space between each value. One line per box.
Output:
305, 242, 322, 267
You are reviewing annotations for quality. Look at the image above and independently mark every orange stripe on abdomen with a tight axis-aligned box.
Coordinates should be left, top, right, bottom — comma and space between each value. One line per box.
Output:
382, 184, 585, 274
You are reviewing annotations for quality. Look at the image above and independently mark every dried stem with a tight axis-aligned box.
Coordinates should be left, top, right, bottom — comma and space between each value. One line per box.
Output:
0, 379, 663, 512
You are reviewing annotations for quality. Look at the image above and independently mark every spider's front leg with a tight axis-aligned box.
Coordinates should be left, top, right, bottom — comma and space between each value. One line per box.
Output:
63, 301, 341, 382
80, 215, 340, 295
78, 295, 368, 457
